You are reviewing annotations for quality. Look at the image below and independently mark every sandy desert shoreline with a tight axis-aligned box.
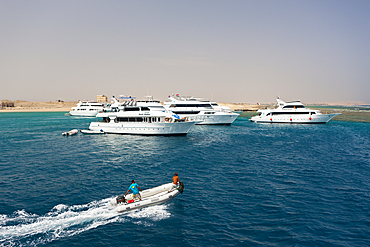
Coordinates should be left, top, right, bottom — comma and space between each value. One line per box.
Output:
0, 101, 78, 113
0, 101, 264, 113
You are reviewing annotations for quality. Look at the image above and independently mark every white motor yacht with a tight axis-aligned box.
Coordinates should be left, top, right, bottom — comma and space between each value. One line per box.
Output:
88, 97, 196, 135
250, 97, 341, 124
69, 101, 105, 117
163, 94, 239, 125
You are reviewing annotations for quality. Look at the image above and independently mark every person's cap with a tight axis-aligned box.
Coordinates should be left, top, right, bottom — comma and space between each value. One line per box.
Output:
175, 173, 178, 175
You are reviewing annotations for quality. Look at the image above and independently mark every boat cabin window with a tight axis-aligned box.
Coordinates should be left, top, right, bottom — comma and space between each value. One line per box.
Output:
173, 111, 200, 114
125, 107, 140, 111
149, 106, 165, 110
272, 112, 310, 115
170, 104, 212, 108
140, 107, 150, 111
116, 117, 144, 122
141, 117, 161, 123
200, 104, 213, 108
117, 117, 128, 122
283, 105, 305, 109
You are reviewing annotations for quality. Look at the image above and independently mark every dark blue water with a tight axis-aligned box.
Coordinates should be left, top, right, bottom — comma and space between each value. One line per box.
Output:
1, 112, 370, 246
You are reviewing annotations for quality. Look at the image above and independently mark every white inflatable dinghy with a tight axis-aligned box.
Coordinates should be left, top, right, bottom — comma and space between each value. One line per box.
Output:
80, 129, 105, 134
62, 129, 78, 136
111, 182, 184, 213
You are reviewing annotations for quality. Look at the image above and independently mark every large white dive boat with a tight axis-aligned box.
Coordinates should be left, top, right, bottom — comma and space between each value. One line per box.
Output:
163, 94, 240, 125
69, 101, 105, 117
88, 97, 196, 135
250, 97, 341, 124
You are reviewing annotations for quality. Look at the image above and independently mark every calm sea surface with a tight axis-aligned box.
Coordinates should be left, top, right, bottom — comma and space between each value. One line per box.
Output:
1, 112, 370, 246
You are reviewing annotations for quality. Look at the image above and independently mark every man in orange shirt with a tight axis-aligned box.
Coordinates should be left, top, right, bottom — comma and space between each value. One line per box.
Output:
173, 172, 180, 185
168, 172, 181, 192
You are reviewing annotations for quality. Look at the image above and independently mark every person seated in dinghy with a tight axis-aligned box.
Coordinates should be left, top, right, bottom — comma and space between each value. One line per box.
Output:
169, 173, 181, 192
125, 180, 142, 201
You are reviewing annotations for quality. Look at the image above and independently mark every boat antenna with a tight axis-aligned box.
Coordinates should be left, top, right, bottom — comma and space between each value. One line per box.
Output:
146, 76, 149, 96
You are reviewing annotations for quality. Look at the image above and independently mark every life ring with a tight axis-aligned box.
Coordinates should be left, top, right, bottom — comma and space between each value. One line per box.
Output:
309, 117, 312, 120
165, 117, 170, 122
290, 118, 292, 121
270, 118, 272, 121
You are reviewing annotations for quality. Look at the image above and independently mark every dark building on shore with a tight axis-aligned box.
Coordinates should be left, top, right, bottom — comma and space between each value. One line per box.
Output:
0, 100, 14, 109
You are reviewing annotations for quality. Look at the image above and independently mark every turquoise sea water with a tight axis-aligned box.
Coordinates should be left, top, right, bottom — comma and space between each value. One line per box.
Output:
1, 112, 370, 246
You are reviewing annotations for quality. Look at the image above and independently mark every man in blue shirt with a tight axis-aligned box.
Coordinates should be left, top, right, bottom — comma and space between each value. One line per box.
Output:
125, 180, 142, 201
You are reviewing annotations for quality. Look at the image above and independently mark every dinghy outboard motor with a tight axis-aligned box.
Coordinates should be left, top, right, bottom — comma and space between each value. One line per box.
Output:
116, 195, 126, 204
177, 182, 184, 194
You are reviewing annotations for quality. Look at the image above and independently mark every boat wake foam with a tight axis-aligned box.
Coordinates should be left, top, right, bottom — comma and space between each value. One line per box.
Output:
0, 197, 171, 246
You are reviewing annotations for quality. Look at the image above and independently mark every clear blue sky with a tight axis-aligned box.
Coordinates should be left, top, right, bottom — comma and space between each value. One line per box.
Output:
1, 0, 369, 103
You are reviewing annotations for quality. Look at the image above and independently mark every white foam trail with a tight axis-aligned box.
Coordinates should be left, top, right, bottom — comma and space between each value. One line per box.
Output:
128, 204, 171, 220
0, 197, 171, 246
127, 205, 171, 227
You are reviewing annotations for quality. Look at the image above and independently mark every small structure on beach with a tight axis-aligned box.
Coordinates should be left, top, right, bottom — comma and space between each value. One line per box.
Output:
0, 100, 14, 109
97, 95, 108, 103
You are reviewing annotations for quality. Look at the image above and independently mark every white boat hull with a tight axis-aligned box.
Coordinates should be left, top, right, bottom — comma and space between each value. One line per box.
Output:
69, 100, 105, 117
250, 113, 341, 124
111, 183, 183, 213
88, 121, 196, 135
80, 129, 105, 134
69, 111, 100, 117
250, 98, 341, 124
